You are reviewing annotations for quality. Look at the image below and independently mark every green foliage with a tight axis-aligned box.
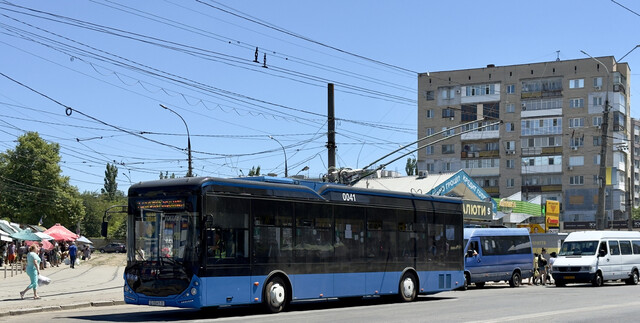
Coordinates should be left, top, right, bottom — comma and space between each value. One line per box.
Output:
0, 132, 85, 228
633, 207, 640, 220
159, 171, 176, 179
101, 163, 118, 201
248, 166, 261, 176
79, 191, 127, 238
405, 158, 417, 176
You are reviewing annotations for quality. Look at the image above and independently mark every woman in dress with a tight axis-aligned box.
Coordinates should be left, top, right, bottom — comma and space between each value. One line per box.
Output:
20, 244, 41, 299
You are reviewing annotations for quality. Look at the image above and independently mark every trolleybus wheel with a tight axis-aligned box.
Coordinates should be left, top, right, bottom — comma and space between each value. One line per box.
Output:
398, 271, 418, 302
475, 282, 485, 288
264, 276, 287, 313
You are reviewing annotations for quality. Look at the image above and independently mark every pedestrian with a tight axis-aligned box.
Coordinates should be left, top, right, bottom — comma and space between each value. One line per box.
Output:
18, 242, 27, 262
38, 242, 46, 270
19, 244, 41, 300
7, 241, 15, 264
527, 253, 539, 285
50, 242, 60, 267
68, 241, 77, 268
538, 248, 549, 285
547, 252, 557, 284
82, 245, 91, 261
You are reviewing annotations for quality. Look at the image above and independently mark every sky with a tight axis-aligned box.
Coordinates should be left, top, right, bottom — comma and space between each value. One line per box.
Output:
0, 0, 639, 194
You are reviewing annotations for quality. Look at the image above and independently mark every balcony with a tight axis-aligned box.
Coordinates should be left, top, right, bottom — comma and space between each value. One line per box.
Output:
461, 150, 500, 158
522, 185, 562, 193
521, 89, 562, 100
522, 147, 563, 155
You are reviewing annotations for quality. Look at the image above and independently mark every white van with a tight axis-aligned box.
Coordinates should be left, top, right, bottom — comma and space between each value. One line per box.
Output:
550, 231, 640, 287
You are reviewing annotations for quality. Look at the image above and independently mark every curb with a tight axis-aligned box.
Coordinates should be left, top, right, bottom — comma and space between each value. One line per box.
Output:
0, 300, 123, 317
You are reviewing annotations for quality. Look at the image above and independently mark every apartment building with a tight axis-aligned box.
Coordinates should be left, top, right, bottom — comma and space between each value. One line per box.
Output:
633, 119, 640, 208
417, 57, 632, 224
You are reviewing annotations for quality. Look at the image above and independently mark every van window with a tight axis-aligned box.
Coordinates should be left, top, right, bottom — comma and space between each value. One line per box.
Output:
633, 240, 640, 254
559, 241, 598, 256
619, 240, 632, 255
609, 241, 620, 255
479, 236, 530, 255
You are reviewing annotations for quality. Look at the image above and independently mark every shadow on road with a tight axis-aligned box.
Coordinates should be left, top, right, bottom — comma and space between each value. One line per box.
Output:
68, 294, 457, 321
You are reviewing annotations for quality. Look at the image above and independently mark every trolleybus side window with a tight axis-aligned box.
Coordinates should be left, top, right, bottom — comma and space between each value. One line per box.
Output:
365, 208, 397, 260
204, 196, 250, 264
251, 199, 293, 263
294, 202, 333, 262
334, 205, 365, 262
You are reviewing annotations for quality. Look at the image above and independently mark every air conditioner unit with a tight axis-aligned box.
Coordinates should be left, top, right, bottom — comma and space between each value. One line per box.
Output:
594, 86, 601, 90
567, 166, 573, 171
572, 147, 578, 150
456, 89, 461, 94
450, 117, 455, 121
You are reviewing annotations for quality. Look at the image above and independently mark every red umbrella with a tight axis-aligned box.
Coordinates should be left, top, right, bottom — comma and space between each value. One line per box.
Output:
44, 223, 78, 241
26, 240, 53, 251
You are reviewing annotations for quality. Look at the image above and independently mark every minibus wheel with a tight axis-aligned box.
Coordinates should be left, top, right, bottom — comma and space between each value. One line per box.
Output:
509, 272, 521, 287
591, 272, 603, 287
625, 269, 639, 285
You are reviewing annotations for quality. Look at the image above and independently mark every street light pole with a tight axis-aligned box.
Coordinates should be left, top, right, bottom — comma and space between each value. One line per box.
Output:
160, 104, 193, 177
269, 135, 288, 177
580, 51, 610, 230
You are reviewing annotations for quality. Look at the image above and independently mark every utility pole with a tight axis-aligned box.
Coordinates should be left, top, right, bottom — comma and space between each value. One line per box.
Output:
327, 83, 336, 172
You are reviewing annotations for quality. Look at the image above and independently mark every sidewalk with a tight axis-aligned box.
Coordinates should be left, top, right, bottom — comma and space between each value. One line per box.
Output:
0, 254, 126, 318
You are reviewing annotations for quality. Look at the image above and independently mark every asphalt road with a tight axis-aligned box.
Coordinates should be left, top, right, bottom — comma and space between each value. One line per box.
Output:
8, 281, 640, 322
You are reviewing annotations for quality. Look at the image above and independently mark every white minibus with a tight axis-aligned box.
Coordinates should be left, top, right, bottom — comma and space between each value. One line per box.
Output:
551, 231, 640, 287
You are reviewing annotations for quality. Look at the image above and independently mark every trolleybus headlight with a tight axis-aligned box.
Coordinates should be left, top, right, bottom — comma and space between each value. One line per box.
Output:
581, 266, 592, 271
190, 287, 197, 296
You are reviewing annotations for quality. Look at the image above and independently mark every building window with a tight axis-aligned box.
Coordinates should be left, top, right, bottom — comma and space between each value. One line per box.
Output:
505, 141, 516, 150
506, 178, 515, 188
592, 96, 603, 106
442, 108, 455, 118
426, 127, 434, 136
426, 109, 434, 119
569, 156, 584, 166
506, 159, 515, 169
506, 84, 515, 94
570, 98, 584, 108
569, 79, 584, 89
593, 154, 601, 164
441, 127, 454, 137
426, 146, 434, 155
440, 87, 456, 100
592, 116, 602, 127
570, 176, 584, 185
571, 136, 584, 148
593, 77, 603, 88
425, 91, 434, 101
442, 144, 455, 154
593, 136, 601, 146
465, 84, 497, 96
426, 163, 434, 172
506, 103, 515, 113
506, 122, 515, 132
569, 118, 585, 128
442, 162, 452, 172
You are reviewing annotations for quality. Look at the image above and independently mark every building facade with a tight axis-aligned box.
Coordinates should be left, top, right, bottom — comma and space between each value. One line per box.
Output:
633, 118, 640, 208
417, 57, 632, 224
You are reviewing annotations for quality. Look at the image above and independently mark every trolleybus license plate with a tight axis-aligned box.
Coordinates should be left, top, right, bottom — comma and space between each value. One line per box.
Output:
149, 300, 165, 306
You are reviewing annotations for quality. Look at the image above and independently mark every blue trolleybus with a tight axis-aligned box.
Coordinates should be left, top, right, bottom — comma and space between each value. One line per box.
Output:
123, 176, 464, 312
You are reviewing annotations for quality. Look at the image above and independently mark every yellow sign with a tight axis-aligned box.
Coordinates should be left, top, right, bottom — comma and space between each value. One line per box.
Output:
606, 167, 611, 185
546, 215, 559, 228
546, 200, 560, 216
517, 223, 545, 234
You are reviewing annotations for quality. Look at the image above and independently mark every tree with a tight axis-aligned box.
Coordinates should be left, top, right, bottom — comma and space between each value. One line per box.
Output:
101, 163, 118, 201
248, 166, 261, 176
0, 132, 85, 228
159, 171, 176, 179
405, 158, 417, 176
79, 191, 126, 238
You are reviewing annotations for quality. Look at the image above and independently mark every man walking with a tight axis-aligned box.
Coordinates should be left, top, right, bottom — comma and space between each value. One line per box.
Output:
7, 241, 16, 264
68, 242, 77, 269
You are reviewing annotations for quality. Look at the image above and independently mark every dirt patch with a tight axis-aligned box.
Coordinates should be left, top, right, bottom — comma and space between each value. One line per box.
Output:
82, 252, 127, 267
